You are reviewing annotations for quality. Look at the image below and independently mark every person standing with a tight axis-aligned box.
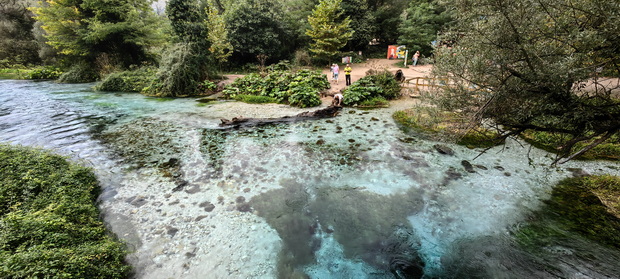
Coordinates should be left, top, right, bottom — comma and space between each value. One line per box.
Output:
331, 64, 340, 84
412, 51, 420, 66
344, 64, 352, 86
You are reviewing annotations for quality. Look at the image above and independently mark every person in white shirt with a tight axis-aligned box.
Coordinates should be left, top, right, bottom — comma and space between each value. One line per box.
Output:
332, 93, 343, 106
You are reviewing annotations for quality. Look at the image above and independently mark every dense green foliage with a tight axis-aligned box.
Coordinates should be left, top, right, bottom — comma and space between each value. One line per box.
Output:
205, 0, 232, 64
95, 67, 156, 92
27, 66, 63, 80
369, 0, 408, 46
57, 62, 99, 83
341, 0, 375, 51
342, 70, 401, 106
225, 0, 294, 64
398, 0, 452, 55
0, 0, 40, 66
145, 0, 214, 97
0, 144, 131, 278
0, 66, 62, 80
31, 0, 164, 79
222, 69, 328, 107
431, 0, 620, 163
515, 175, 620, 249
306, 0, 354, 63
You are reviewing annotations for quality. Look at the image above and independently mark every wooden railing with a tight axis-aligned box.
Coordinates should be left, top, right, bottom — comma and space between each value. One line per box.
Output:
403, 77, 450, 87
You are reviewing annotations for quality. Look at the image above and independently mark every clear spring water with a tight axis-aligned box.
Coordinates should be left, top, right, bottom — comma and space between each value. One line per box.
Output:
1, 80, 619, 278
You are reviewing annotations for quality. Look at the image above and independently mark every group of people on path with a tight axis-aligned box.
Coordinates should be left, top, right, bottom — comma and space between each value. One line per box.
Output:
330, 63, 352, 86
328, 51, 420, 107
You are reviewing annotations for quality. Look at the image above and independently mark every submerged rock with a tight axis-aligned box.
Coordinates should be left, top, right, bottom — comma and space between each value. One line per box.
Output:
442, 167, 463, 185
199, 201, 216, 212
434, 144, 455, 156
461, 160, 476, 173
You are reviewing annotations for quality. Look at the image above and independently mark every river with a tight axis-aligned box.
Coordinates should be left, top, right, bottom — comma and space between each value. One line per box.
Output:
1, 80, 619, 278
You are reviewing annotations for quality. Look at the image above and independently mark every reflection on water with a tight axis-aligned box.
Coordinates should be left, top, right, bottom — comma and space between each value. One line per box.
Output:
1, 80, 619, 278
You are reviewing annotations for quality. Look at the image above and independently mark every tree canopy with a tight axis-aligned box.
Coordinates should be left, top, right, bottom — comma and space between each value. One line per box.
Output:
432, 0, 620, 163
398, 0, 452, 55
0, 0, 40, 66
224, 0, 294, 64
30, 0, 163, 69
306, 0, 354, 62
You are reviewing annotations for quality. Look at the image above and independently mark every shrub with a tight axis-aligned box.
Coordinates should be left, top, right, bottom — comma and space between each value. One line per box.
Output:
27, 66, 63, 80
222, 68, 328, 108
342, 70, 401, 106
0, 144, 131, 278
294, 50, 312, 67
95, 67, 156, 92
144, 43, 214, 97
58, 63, 99, 83
288, 87, 321, 108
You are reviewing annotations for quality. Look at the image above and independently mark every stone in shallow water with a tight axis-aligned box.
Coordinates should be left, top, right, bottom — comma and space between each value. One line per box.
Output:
461, 160, 476, 173
236, 202, 252, 212
127, 195, 148, 207
442, 167, 463, 185
434, 144, 455, 156
199, 201, 216, 212
185, 185, 201, 194
166, 226, 179, 237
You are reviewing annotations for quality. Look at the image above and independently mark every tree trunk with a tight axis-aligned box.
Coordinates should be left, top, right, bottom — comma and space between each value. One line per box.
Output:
219, 106, 342, 128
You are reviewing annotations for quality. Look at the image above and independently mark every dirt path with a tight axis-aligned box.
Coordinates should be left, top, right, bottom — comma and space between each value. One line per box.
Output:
220, 59, 433, 108
322, 58, 432, 94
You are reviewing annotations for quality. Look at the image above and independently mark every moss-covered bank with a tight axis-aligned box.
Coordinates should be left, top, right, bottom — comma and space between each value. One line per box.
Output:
0, 144, 131, 278
520, 130, 620, 161
393, 108, 503, 149
515, 175, 620, 250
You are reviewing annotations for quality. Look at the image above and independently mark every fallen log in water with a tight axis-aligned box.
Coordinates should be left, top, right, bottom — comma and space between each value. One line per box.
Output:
219, 106, 342, 128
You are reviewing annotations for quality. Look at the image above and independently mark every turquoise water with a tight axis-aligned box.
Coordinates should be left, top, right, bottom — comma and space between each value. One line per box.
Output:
1, 80, 619, 278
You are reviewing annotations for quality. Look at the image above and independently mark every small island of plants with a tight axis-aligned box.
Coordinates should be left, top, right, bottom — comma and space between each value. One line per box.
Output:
0, 144, 131, 278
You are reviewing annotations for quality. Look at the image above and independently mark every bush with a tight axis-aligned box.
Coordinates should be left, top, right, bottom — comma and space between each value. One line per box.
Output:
95, 67, 156, 92
58, 63, 99, 83
222, 68, 328, 108
288, 87, 321, 108
0, 144, 131, 278
294, 50, 312, 67
144, 43, 214, 97
27, 66, 63, 80
342, 70, 401, 106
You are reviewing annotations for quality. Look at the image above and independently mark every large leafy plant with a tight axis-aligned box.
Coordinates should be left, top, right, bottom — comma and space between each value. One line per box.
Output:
223, 68, 329, 107
342, 70, 401, 106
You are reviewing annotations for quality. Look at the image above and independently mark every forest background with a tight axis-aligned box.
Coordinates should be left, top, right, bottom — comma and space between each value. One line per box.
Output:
0, 0, 619, 161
